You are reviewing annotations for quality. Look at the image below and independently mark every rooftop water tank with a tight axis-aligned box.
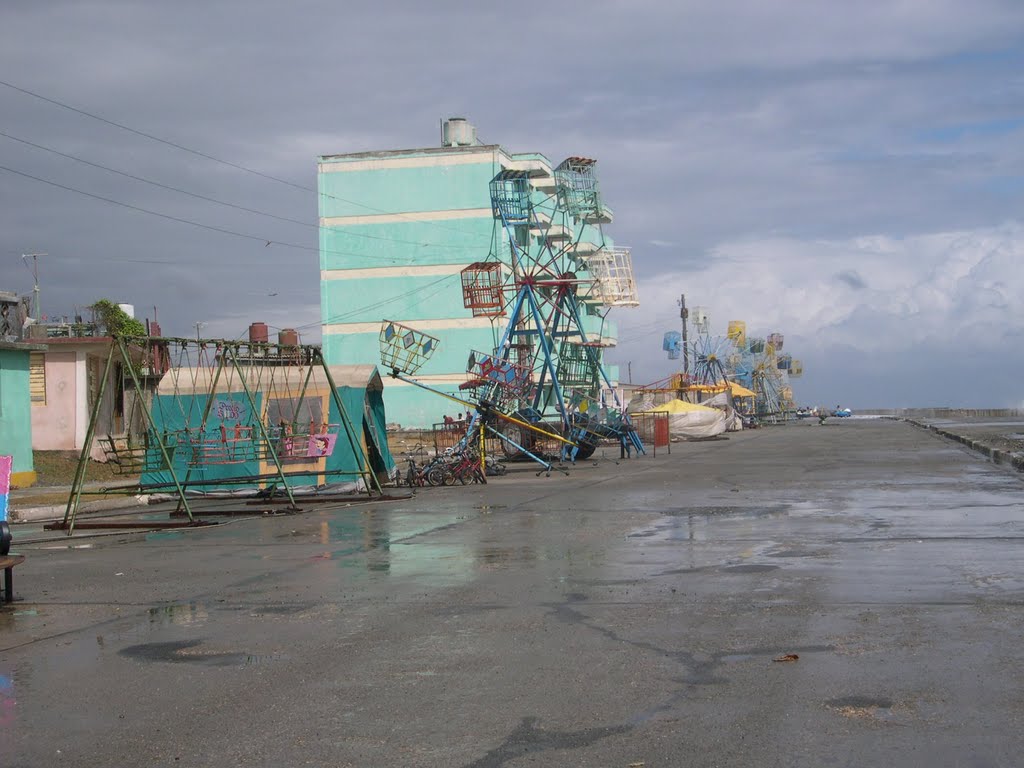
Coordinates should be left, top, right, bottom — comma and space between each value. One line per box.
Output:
442, 117, 477, 147
117, 303, 135, 319
249, 322, 269, 343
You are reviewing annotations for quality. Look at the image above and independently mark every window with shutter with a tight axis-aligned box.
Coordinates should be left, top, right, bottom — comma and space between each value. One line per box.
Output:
29, 352, 46, 404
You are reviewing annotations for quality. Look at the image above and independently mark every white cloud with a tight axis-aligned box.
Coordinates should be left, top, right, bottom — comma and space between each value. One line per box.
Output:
2, 1, 1023, 408
613, 222, 1024, 406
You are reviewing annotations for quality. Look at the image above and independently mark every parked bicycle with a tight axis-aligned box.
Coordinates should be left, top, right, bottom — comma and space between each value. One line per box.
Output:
395, 444, 505, 487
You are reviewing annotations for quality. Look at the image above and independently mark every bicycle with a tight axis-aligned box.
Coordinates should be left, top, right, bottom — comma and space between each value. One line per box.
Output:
397, 455, 430, 487
448, 450, 487, 485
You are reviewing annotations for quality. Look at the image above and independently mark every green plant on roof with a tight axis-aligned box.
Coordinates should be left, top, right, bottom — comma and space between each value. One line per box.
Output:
91, 299, 146, 337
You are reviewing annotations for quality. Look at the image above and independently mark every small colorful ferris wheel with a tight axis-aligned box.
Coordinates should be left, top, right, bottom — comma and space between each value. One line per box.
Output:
722, 322, 803, 420
686, 333, 734, 386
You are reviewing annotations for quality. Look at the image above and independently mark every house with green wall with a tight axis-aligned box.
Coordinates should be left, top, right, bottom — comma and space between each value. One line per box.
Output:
0, 340, 46, 487
318, 119, 624, 428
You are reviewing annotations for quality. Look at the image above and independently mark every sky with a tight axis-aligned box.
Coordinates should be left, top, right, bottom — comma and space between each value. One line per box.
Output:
2, 0, 1023, 408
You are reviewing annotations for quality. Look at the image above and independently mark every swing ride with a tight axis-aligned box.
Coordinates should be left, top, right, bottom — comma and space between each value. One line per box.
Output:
50, 335, 396, 535
378, 155, 643, 469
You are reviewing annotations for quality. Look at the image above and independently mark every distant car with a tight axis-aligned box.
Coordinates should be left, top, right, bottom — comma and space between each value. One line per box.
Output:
832, 408, 853, 418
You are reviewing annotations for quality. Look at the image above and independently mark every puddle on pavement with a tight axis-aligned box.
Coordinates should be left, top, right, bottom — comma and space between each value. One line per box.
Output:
628, 505, 792, 542
826, 695, 896, 721
148, 602, 209, 628
0, 670, 17, 735
654, 505, 789, 519
477, 545, 536, 567
144, 531, 184, 542
475, 504, 508, 513
119, 639, 283, 667
768, 548, 831, 558
248, 604, 312, 616
88, 603, 213, 648
721, 564, 779, 573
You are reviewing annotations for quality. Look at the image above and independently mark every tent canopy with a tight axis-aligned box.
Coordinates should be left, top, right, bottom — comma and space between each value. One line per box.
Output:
725, 381, 756, 398
642, 399, 719, 415
687, 380, 756, 398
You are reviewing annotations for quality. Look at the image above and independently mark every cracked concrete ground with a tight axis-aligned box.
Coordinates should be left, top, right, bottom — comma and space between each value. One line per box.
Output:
3, 418, 1024, 767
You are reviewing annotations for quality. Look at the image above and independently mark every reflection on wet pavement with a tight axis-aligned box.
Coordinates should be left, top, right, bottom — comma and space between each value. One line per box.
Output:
4, 420, 1024, 766
119, 639, 284, 667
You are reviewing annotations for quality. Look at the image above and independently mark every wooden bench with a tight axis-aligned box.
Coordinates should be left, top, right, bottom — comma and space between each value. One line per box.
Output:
0, 555, 25, 603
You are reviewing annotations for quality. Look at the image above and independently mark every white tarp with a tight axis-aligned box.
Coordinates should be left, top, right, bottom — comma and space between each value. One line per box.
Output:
642, 400, 728, 439
702, 391, 743, 432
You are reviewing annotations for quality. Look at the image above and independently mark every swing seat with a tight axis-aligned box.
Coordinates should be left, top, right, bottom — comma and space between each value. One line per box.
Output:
98, 436, 161, 474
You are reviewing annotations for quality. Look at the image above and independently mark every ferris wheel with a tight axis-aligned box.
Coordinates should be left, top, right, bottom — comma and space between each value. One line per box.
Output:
381, 155, 644, 464
464, 157, 641, 452
686, 332, 734, 386
722, 323, 800, 420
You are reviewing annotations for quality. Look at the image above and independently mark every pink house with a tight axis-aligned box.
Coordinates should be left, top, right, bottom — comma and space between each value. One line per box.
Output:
30, 337, 128, 459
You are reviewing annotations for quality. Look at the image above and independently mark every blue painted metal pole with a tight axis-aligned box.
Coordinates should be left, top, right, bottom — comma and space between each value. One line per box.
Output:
523, 285, 569, 426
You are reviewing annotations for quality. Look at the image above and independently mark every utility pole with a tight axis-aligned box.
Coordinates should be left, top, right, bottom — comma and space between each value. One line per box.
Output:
22, 253, 47, 319
194, 322, 205, 341
679, 293, 689, 376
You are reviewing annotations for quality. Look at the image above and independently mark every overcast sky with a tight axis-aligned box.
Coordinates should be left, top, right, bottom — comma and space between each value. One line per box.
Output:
2, 0, 1023, 407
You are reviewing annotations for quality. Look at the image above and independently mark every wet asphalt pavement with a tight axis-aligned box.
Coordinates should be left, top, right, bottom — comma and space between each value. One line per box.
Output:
3, 418, 1024, 767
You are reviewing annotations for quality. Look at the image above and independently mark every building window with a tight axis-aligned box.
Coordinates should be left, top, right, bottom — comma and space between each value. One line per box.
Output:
29, 351, 46, 404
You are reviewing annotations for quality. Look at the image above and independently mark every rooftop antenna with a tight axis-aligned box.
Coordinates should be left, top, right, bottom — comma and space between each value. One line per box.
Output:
21, 252, 47, 319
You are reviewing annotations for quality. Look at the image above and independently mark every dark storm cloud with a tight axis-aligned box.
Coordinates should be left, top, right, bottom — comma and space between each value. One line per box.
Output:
834, 270, 867, 291
2, 1, 1024, 403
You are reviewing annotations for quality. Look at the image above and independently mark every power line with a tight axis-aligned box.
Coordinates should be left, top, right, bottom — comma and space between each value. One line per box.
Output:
0, 163, 470, 266
297, 273, 462, 332
0, 163, 294, 248
0, 129, 311, 226
1, 161, 473, 315
0, 77, 495, 238
0, 129, 489, 252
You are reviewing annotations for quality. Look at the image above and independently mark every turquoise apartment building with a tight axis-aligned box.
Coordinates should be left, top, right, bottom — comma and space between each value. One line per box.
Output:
318, 119, 627, 428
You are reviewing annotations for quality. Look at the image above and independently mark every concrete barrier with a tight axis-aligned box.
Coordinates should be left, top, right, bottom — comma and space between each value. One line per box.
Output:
9, 496, 146, 524
903, 418, 1024, 474
866, 408, 1024, 418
